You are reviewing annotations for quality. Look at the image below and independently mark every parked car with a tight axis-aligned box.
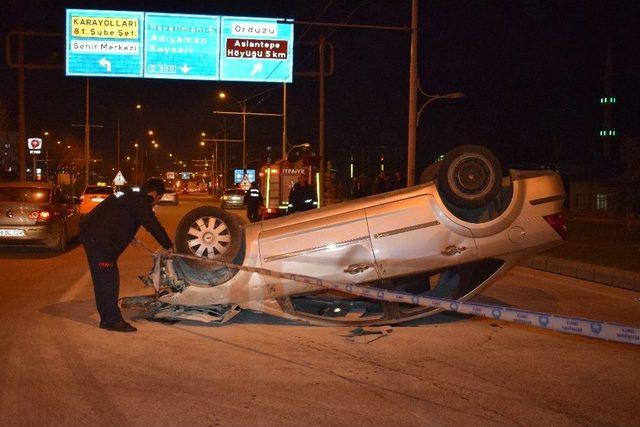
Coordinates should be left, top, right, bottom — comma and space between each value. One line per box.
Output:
139, 145, 567, 326
79, 184, 114, 214
158, 186, 179, 205
0, 182, 81, 251
220, 188, 246, 209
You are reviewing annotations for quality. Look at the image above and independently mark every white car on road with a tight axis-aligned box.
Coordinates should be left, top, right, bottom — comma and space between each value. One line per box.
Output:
135, 145, 566, 326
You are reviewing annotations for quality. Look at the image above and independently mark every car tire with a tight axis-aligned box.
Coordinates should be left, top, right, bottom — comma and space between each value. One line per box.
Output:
418, 161, 442, 184
175, 206, 244, 262
436, 144, 502, 208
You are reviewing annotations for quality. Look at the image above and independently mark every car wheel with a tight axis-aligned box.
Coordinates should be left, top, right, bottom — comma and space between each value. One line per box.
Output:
437, 144, 502, 208
53, 223, 67, 252
175, 206, 244, 262
418, 161, 442, 184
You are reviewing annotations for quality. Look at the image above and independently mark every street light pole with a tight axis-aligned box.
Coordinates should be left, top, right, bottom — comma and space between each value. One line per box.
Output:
241, 100, 246, 170
406, 0, 419, 187
116, 118, 121, 172
416, 91, 465, 127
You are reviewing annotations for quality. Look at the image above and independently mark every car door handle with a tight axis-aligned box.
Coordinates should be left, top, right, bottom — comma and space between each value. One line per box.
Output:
344, 264, 371, 275
441, 245, 467, 256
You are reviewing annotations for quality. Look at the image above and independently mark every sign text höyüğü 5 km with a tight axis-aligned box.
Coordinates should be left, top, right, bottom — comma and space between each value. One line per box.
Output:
65, 9, 294, 83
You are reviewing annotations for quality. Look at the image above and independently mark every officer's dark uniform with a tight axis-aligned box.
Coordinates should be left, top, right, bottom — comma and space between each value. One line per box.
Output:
288, 181, 317, 213
79, 189, 173, 325
243, 185, 263, 222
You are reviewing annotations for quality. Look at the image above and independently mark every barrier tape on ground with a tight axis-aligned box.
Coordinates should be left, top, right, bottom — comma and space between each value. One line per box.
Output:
135, 240, 639, 346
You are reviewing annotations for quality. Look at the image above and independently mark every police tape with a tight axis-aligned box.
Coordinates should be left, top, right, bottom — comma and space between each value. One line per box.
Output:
135, 240, 639, 346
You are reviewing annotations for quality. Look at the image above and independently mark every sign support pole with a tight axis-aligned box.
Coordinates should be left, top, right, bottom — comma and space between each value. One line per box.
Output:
282, 82, 287, 160
84, 77, 91, 187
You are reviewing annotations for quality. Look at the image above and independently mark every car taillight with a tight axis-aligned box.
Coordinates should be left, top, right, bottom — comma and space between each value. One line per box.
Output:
543, 213, 567, 240
30, 210, 52, 222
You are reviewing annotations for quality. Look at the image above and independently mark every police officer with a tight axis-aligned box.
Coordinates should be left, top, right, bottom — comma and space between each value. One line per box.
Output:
79, 178, 173, 332
243, 182, 263, 222
288, 174, 317, 213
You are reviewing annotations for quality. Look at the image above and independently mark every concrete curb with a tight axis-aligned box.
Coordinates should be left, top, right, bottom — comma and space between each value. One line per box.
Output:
518, 255, 640, 292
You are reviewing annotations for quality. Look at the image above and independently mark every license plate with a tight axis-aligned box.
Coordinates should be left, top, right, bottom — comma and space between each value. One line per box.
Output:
0, 229, 25, 237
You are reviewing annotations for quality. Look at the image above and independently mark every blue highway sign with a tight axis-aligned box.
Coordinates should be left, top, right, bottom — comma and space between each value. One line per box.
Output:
144, 13, 221, 81
65, 9, 294, 83
66, 9, 144, 78
220, 17, 294, 83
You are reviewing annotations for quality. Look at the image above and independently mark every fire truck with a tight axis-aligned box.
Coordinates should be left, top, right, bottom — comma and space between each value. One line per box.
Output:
259, 159, 320, 218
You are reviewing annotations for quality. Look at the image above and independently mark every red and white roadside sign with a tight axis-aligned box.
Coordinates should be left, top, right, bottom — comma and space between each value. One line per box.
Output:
113, 171, 127, 186
27, 138, 43, 154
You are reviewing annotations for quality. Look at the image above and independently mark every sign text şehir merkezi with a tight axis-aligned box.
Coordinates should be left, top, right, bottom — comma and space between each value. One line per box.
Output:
65, 9, 294, 83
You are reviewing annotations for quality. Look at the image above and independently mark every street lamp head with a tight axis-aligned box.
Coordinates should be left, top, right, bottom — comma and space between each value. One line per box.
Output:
218, 91, 227, 100
201, 132, 206, 137
134, 143, 139, 148
200, 141, 205, 146
148, 130, 154, 136
56, 140, 61, 145
136, 104, 142, 110
447, 92, 465, 99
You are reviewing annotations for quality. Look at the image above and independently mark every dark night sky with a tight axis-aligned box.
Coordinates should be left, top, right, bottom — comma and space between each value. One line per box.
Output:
1, 0, 639, 179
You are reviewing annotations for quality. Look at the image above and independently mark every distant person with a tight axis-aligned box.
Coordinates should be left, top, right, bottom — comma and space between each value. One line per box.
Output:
288, 174, 318, 213
79, 178, 173, 333
244, 182, 263, 222
393, 169, 406, 190
356, 172, 371, 197
372, 171, 389, 194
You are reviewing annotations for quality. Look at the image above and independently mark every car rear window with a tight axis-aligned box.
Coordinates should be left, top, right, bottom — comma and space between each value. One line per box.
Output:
83, 187, 113, 195
225, 189, 245, 196
0, 188, 51, 203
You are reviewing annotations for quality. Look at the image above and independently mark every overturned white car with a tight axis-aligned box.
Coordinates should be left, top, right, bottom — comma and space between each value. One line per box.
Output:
133, 145, 566, 326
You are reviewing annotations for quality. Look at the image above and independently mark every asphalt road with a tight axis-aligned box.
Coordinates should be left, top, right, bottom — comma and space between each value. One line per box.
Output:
1, 194, 639, 426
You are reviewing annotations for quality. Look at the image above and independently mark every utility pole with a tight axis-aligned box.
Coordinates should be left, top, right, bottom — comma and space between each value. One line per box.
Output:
17, 30, 26, 181
406, 0, 419, 187
6, 30, 64, 181
84, 77, 90, 187
318, 35, 326, 205
116, 118, 121, 172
